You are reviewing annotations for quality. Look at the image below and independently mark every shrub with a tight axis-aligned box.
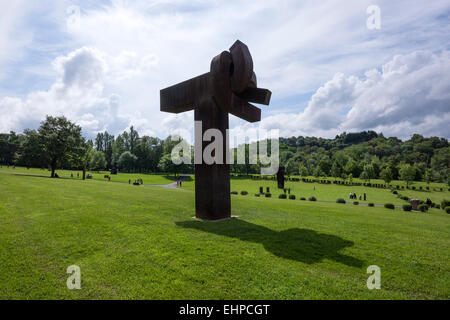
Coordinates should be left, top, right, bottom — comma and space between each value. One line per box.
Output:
300, 197, 306, 201
368, 203, 374, 207
384, 203, 395, 210
279, 194, 287, 199
445, 207, 450, 214
254, 193, 260, 197
265, 193, 272, 198
230, 191, 238, 195
289, 195, 296, 200
418, 204, 428, 212
441, 200, 450, 210
308, 196, 317, 201
436, 204, 441, 209
402, 204, 412, 211
336, 198, 346, 204
353, 201, 359, 205
392, 190, 398, 195
240, 191, 248, 195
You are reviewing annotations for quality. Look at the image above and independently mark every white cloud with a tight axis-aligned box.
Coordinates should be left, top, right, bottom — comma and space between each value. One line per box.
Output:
239, 50, 450, 139
0, 47, 128, 135
1, 0, 450, 140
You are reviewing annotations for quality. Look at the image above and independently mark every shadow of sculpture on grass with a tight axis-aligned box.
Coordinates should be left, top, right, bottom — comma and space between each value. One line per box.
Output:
176, 219, 363, 267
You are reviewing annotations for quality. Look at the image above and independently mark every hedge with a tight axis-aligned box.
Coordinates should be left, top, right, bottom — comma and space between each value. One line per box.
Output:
402, 204, 412, 211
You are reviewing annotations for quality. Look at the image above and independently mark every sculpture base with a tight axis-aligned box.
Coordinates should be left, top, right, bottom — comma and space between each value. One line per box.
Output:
194, 99, 231, 221
192, 215, 239, 222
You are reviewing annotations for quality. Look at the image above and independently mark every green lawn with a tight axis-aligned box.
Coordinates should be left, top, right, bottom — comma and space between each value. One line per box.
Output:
181, 177, 449, 207
0, 166, 180, 185
0, 171, 449, 299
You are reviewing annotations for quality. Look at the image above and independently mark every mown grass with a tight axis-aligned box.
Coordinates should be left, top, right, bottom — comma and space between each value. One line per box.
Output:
183, 177, 449, 207
0, 171, 449, 299
0, 166, 179, 185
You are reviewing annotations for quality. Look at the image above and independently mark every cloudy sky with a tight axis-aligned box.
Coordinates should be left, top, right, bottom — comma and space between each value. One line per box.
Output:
1, 0, 449, 141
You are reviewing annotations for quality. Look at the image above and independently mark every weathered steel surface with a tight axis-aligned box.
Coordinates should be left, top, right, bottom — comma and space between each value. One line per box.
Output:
160, 40, 271, 220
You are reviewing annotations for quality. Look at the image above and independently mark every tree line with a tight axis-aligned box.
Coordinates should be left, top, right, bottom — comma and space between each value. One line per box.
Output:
0, 116, 192, 178
278, 131, 449, 185
0, 117, 449, 184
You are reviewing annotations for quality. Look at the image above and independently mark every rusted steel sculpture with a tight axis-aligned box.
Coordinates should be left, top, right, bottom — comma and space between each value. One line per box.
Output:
277, 166, 285, 190
160, 40, 271, 220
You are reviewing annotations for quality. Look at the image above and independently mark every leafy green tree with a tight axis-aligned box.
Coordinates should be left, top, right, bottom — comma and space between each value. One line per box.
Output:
19, 129, 46, 168
89, 150, 107, 170
118, 151, 137, 172
345, 159, 362, 178
424, 168, 433, 185
286, 159, 299, 175
313, 166, 324, 178
399, 164, 416, 187
80, 141, 94, 180
347, 173, 353, 184
37, 116, 84, 177
318, 157, 332, 176
360, 164, 375, 183
380, 167, 393, 185
299, 165, 309, 177
330, 161, 342, 180
158, 153, 179, 177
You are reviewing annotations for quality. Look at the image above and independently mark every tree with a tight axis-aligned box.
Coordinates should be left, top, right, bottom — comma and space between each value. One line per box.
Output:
95, 132, 104, 151
360, 164, 375, 183
347, 173, 353, 184
158, 153, 179, 177
286, 159, 299, 175
20, 129, 45, 168
37, 116, 84, 177
80, 141, 94, 180
89, 150, 106, 170
0, 131, 21, 165
313, 166, 324, 178
318, 157, 332, 176
330, 161, 342, 180
117, 151, 137, 172
345, 159, 362, 177
299, 165, 309, 177
424, 168, 433, 185
380, 167, 393, 185
399, 164, 416, 187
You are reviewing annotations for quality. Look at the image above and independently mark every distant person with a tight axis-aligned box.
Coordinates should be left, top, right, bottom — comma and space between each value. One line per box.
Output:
77, 172, 79, 178
129, 179, 131, 184
71, 172, 73, 178
108, 176, 111, 182
364, 193, 366, 201
349, 192, 352, 199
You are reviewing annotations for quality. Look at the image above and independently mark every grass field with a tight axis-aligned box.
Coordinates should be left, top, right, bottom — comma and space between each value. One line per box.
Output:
0, 170, 449, 299
0, 166, 179, 185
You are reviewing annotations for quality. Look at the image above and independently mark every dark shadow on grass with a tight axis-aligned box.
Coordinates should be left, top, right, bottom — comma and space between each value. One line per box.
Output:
176, 219, 363, 267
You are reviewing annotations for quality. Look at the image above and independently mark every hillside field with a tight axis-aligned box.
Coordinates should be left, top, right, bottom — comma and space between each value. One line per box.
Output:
1, 169, 449, 299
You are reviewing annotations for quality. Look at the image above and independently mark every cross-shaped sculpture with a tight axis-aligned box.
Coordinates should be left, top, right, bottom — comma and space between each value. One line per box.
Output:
160, 40, 271, 220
